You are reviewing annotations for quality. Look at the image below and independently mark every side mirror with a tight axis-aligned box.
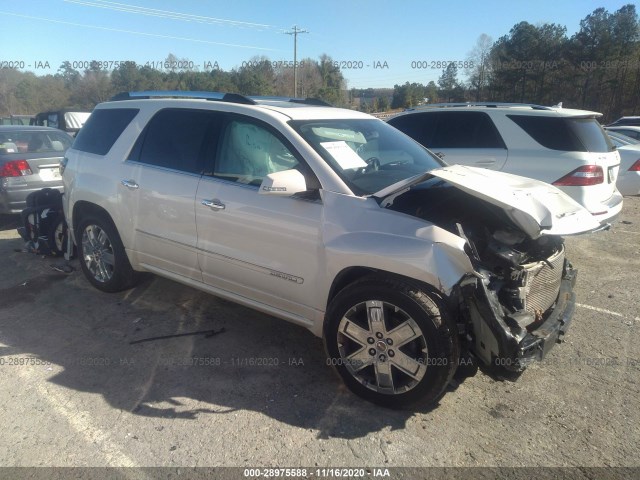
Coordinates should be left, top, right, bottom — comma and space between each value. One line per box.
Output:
259, 169, 308, 196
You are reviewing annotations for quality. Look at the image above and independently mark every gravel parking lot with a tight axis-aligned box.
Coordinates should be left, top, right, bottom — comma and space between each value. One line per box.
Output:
0, 198, 638, 477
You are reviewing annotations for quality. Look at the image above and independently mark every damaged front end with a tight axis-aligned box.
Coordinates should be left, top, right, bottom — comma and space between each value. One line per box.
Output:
455, 231, 576, 371
381, 169, 587, 371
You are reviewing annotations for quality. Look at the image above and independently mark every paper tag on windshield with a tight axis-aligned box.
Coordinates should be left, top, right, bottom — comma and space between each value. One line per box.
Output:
320, 141, 367, 170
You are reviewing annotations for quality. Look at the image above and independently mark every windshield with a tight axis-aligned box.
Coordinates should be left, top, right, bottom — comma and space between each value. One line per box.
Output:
289, 119, 444, 195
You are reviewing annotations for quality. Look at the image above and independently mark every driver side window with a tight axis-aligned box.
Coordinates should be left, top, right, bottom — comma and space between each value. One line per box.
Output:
215, 118, 299, 186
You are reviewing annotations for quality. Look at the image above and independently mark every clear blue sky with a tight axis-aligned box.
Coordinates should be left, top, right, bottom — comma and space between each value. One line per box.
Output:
0, 0, 632, 89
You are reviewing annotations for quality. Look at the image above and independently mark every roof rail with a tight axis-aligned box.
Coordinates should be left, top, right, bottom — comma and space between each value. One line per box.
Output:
109, 91, 334, 107
405, 102, 555, 111
248, 96, 333, 107
109, 91, 257, 105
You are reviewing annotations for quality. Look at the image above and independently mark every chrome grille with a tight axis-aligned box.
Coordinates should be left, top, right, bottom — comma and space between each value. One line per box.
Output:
523, 245, 565, 315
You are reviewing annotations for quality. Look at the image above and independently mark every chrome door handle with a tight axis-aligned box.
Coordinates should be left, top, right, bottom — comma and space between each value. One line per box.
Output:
201, 199, 225, 211
121, 179, 139, 189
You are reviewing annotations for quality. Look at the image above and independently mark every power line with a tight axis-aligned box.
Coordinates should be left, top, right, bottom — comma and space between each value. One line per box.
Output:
64, 0, 279, 30
0, 11, 277, 50
284, 25, 308, 97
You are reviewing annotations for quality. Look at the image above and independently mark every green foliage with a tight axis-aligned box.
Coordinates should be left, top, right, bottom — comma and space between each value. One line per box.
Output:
485, 4, 639, 119
0, 53, 348, 115
234, 56, 276, 96
391, 82, 429, 109
438, 64, 465, 102
349, 88, 393, 112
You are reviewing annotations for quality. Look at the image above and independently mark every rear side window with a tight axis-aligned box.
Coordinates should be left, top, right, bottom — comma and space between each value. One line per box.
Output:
389, 111, 505, 149
508, 115, 614, 153
568, 118, 614, 153
73, 108, 139, 155
431, 111, 505, 148
131, 109, 219, 174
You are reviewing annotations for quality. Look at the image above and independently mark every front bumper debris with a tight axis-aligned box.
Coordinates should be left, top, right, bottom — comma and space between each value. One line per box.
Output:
461, 261, 578, 372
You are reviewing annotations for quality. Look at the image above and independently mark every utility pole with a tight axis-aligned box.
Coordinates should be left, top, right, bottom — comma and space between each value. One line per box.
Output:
284, 25, 308, 97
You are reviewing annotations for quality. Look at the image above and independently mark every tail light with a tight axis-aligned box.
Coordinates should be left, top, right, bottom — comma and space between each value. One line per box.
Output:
0, 160, 33, 177
629, 159, 640, 171
553, 165, 604, 186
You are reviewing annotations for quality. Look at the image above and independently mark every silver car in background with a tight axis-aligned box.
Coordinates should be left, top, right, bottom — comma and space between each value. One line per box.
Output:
0, 126, 73, 214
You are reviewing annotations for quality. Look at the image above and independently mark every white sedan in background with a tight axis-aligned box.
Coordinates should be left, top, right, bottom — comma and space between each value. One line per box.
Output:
607, 131, 640, 196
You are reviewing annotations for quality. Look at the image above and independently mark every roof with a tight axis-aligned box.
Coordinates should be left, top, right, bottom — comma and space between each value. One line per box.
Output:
101, 91, 375, 121
390, 102, 602, 119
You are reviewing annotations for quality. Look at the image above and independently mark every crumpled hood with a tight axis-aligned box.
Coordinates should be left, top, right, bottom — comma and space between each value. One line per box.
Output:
376, 164, 602, 239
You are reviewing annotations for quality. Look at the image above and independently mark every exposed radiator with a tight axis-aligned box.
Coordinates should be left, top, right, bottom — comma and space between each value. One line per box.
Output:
522, 245, 565, 315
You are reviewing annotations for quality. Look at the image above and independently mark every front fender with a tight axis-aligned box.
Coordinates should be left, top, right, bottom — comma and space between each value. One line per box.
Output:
320, 190, 474, 307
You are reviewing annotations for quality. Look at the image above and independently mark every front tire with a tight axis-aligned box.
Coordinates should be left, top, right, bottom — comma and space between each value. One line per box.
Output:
325, 277, 459, 408
77, 214, 137, 292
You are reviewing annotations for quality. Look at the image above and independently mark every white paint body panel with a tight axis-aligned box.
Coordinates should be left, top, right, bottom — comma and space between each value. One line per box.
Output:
428, 165, 602, 237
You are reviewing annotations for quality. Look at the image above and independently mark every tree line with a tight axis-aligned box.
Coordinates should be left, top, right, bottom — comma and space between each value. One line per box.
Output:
391, 4, 640, 122
0, 53, 348, 115
1, 4, 638, 122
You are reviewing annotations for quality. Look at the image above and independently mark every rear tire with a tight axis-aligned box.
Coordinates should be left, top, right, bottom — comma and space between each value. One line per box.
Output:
77, 214, 138, 292
324, 276, 459, 408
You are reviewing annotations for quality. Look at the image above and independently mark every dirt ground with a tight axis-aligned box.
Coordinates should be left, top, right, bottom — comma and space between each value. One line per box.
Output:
0, 197, 638, 478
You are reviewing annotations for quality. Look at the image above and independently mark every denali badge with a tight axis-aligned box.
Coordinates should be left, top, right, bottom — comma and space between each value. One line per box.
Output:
270, 270, 303, 284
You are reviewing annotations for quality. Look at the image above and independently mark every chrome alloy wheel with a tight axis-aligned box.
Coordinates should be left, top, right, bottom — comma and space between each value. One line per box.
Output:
337, 300, 428, 395
81, 224, 115, 283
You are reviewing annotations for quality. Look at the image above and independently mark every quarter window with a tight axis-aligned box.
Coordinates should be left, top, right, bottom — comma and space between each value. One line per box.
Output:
509, 115, 614, 152
73, 108, 138, 155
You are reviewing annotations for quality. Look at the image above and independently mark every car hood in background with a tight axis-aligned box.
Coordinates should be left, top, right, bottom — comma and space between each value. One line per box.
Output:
376, 164, 602, 239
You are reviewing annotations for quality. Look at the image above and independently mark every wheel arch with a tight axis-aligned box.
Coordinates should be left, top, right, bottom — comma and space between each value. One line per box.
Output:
71, 201, 117, 244
326, 266, 452, 315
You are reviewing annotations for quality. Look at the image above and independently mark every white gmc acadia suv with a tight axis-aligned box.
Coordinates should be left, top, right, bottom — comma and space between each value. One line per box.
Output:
62, 91, 601, 408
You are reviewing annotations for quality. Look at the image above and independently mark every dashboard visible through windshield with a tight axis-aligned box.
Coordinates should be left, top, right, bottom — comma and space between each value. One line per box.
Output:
289, 119, 445, 195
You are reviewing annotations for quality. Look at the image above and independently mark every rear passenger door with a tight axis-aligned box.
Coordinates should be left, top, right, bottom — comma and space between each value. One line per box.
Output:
392, 111, 508, 170
120, 108, 221, 281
